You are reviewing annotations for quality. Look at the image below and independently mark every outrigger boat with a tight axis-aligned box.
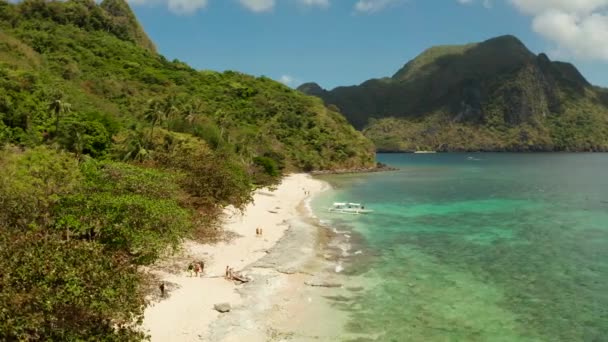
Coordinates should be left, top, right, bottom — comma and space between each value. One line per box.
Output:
328, 202, 373, 214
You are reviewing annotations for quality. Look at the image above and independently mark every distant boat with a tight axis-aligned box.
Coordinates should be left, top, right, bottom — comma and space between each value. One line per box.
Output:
328, 202, 373, 214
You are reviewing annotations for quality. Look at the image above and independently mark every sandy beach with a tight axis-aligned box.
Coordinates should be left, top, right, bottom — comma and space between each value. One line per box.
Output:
142, 173, 334, 341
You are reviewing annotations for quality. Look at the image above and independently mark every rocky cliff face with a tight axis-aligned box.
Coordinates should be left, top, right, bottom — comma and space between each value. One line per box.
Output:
298, 36, 608, 152
100, 0, 157, 53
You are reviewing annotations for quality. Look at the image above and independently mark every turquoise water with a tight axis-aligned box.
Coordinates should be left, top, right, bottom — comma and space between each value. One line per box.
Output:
312, 153, 608, 341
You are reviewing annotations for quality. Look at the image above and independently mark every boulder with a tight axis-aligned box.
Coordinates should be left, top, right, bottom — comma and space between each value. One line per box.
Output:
213, 303, 231, 313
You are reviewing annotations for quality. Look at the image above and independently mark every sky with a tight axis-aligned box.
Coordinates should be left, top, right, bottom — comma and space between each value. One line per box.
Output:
129, 0, 608, 89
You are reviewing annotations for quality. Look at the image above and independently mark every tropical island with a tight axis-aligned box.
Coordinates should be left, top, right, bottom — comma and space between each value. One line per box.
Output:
0, 0, 374, 340
1, 0, 608, 341
298, 35, 608, 152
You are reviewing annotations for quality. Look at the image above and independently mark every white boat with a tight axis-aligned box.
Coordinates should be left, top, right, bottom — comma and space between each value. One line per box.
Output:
328, 202, 373, 214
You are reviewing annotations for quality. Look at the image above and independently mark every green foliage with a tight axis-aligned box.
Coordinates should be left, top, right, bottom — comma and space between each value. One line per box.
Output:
0, 147, 191, 339
0, 1, 374, 339
1, 0, 374, 171
0, 148, 192, 264
151, 131, 254, 209
254, 156, 280, 177
57, 159, 192, 264
57, 114, 113, 157
0, 147, 82, 230
58, 192, 191, 264
0, 230, 145, 341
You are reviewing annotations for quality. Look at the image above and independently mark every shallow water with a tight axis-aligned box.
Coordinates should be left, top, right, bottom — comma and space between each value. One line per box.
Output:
312, 153, 608, 341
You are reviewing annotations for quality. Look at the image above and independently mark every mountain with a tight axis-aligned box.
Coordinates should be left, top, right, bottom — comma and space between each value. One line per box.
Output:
0, 0, 374, 171
0, 0, 374, 339
298, 35, 608, 152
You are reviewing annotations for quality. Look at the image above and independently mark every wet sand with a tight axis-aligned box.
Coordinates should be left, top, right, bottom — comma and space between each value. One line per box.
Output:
142, 174, 351, 341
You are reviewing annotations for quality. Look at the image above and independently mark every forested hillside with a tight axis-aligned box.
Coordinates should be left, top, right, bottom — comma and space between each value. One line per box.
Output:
0, 0, 374, 339
299, 36, 608, 152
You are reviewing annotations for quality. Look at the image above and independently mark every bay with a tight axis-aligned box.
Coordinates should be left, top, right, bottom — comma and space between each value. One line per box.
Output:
312, 153, 608, 341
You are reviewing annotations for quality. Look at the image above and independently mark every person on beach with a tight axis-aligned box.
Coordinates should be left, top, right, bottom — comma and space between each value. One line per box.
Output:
199, 261, 205, 276
255, 228, 260, 236
187, 262, 194, 277
194, 262, 201, 277
225, 266, 230, 279
159, 282, 165, 298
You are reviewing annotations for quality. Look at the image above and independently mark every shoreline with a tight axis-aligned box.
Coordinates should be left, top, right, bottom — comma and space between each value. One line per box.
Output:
310, 163, 398, 176
141, 173, 331, 341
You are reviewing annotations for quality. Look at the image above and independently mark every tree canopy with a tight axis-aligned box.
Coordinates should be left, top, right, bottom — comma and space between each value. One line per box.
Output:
0, 0, 375, 339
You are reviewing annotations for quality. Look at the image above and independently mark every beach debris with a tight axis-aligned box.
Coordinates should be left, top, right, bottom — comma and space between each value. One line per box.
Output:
268, 210, 278, 214
346, 286, 365, 292
214, 303, 231, 313
277, 267, 298, 275
226, 269, 251, 283
304, 280, 342, 288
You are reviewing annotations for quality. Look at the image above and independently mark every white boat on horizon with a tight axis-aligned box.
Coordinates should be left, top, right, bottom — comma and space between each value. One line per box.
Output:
328, 202, 373, 214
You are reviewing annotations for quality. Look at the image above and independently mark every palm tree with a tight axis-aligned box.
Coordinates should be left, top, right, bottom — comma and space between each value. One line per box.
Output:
72, 131, 85, 161
217, 110, 234, 143
183, 99, 204, 125
162, 95, 180, 125
144, 96, 178, 144
49, 98, 71, 136
122, 130, 151, 162
144, 99, 163, 142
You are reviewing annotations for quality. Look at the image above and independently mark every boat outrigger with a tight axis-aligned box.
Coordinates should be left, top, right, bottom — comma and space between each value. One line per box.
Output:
328, 202, 373, 214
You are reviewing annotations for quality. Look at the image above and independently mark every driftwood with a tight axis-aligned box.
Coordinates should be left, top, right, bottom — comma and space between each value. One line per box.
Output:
229, 272, 250, 283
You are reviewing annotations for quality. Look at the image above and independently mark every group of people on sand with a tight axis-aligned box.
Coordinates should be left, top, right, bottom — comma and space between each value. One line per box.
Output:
225, 265, 234, 280
187, 260, 205, 277
255, 227, 263, 236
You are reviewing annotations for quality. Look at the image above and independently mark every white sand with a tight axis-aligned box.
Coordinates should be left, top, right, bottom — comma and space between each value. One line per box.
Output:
142, 173, 326, 341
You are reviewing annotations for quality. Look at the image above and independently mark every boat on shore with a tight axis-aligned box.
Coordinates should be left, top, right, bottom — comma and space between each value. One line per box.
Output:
328, 202, 373, 214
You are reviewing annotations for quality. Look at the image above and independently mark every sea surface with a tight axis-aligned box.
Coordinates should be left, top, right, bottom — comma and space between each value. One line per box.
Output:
311, 153, 608, 342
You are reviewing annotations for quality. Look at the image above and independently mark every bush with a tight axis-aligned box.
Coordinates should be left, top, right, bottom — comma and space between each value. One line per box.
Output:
0, 230, 146, 341
253, 156, 279, 178
0, 146, 82, 230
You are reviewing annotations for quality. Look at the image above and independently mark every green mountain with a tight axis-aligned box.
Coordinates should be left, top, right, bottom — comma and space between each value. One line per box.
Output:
299, 35, 608, 152
0, 0, 374, 339
0, 0, 374, 170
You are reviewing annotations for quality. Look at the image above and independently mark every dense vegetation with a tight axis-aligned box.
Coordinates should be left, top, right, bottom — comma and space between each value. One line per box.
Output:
299, 35, 608, 152
0, 0, 374, 339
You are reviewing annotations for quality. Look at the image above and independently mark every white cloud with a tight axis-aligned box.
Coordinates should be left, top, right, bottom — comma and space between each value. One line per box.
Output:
456, 0, 492, 8
509, 0, 608, 60
127, 0, 209, 14
239, 0, 275, 12
354, 0, 403, 13
167, 0, 208, 14
297, 0, 330, 8
279, 74, 295, 85
128, 0, 329, 14
533, 10, 608, 59
510, 0, 608, 15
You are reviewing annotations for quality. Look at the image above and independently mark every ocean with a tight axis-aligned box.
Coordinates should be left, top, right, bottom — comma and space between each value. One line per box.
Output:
311, 153, 608, 341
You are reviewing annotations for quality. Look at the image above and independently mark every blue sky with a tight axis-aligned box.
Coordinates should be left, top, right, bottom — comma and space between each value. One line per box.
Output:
130, 0, 608, 89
